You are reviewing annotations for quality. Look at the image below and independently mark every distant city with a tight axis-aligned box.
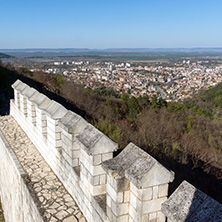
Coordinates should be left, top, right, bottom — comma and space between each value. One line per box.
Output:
1, 48, 222, 102
33, 59, 222, 102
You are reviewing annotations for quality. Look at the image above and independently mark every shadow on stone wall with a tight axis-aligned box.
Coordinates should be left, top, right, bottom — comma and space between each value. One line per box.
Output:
162, 180, 222, 221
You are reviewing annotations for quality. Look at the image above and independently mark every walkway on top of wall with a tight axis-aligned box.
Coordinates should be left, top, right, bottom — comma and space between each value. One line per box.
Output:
0, 115, 86, 222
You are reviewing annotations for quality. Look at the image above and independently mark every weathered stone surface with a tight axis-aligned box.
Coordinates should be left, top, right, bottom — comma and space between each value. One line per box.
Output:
77, 124, 102, 150
24, 87, 39, 100
11, 80, 27, 92
11, 79, 22, 89
162, 180, 222, 222
63, 216, 78, 222
44, 101, 68, 119
0, 115, 86, 222
34, 93, 51, 109
22, 87, 36, 99
77, 124, 118, 155
102, 143, 174, 188
59, 111, 87, 134
20, 84, 31, 95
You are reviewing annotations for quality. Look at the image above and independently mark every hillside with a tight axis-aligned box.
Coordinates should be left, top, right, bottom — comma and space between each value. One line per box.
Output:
0, 63, 222, 202
0, 53, 14, 59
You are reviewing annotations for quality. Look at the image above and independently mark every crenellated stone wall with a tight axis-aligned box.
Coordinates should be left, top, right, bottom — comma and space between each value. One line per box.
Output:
1, 79, 221, 222
8, 79, 175, 222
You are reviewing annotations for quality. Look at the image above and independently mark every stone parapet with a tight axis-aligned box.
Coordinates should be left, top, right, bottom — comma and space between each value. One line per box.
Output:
162, 180, 222, 222
102, 143, 174, 222
9, 79, 176, 222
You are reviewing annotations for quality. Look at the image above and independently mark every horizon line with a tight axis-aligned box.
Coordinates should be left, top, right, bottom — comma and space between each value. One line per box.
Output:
1, 47, 222, 50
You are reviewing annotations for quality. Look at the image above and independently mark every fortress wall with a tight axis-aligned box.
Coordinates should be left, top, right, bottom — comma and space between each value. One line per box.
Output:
0, 128, 44, 222
10, 80, 175, 222
10, 80, 111, 222
10, 100, 112, 222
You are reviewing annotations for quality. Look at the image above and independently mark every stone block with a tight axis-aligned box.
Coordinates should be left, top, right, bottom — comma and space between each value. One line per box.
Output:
36, 109, 46, 120
142, 197, 167, 214
93, 154, 102, 165
117, 215, 129, 222
80, 154, 91, 173
142, 214, 148, 222
27, 110, 36, 118
123, 190, 130, 203
100, 174, 106, 185
129, 204, 141, 222
82, 183, 91, 200
156, 211, 165, 222
72, 158, 79, 167
62, 150, 73, 166
72, 141, 80, 150
152, 186, 159, 199
90, 183, 106, 196
73, 150, 80, 158
80, 164, 87, 177
107, 194, 112, 208
91, 165, 106, 176
92, 210, 103, 222
149, 212, 157, 221
130, 192, 142, 210
77, 124, 118, 156
47, 117, 59, 125
59, 111, 88, 135
142, 187, 152, 201
93, 175, 100, 186
61, 134, 73, 155
107, 182, 117, 201
44, 100, 67, 120
158, 184, 168, 198
108, 176, 130, 192
102, 152, 113, 162
81, 149, 93, 163
130, 183, 142, 200
116, 192, 123, 204
47, 136, 62, 148
107, 206, 115, 221
129, 216, 134, 222
47, 121, 60, 133
62, 129, 73, 141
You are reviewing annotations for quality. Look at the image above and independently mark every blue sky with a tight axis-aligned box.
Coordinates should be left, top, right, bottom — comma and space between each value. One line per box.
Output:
0, 0, 222, 49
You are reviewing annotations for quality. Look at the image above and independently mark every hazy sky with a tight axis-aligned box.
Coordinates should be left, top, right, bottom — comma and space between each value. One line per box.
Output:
1, 0, 222, 49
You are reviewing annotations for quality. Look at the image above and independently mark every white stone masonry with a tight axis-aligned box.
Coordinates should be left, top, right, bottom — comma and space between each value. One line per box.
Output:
8, 79, 178, 222
0, 116, 86, 222
102, 143, 174, 222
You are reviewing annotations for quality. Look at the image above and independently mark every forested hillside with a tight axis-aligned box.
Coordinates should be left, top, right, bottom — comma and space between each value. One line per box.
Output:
0, 53, 12, 59
0, 62, 222, 202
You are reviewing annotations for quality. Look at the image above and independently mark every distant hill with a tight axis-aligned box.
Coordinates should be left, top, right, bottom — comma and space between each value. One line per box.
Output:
1, 48, 222, 53
0, 52, 14, 59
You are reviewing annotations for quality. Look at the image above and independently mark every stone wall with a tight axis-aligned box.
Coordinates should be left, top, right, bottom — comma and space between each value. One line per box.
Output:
9, 79, 175, 222
0, 79, 221, 221
0, 128, 44, 222
162, 180, 222, 222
